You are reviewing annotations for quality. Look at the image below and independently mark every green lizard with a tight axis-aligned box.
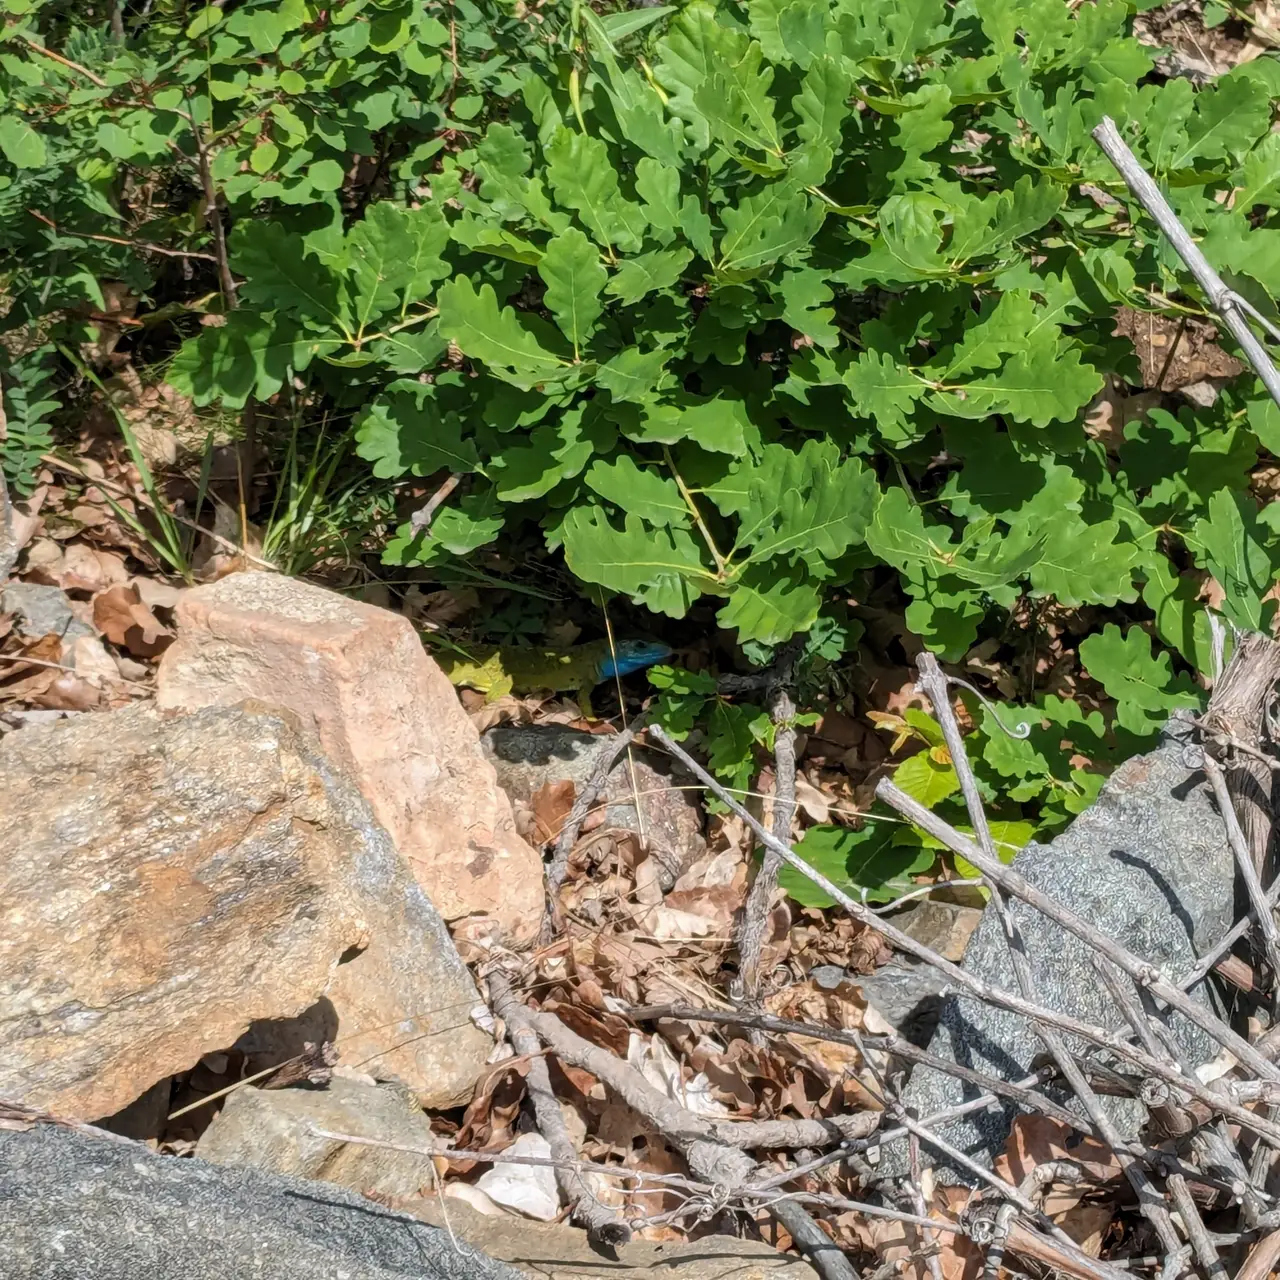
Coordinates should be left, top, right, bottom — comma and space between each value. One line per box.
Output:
432, 637, 672, 716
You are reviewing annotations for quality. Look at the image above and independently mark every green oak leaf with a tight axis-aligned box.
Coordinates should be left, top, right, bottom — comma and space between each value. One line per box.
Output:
354, 383, 481, 479
1190, 489, 1280, 631
775, 268, 839, 348
717, 565, 822, 644
931, 339, 1103, 427
538, 227, 607, 355
635, 159, 682, 242
1078, 623, 1201, 735
778, 822, 934, 907
730, 440, 878, 567
0, 116, 46, 168
1020, 514, 1141, 607
231, 222, 351, 333
585, 454, 689, 527
169, 313, 330, 410
596, 348, 673, 402
546, 128, 647, 253
718, 183, 825, 274
492, 409, 612, 501
437, 277, 568, 386
347, 201, 449, 332
844, 351, 928, 444
894, 753, 960, 809
607, 248, 694, 306
561, 507, 715, 616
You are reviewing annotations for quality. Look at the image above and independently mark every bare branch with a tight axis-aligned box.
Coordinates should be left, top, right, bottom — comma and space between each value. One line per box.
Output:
488, 971, 630, 1247
540, 711, 647, 943
738, 645, 800, 1002
1093, 117, 1280, 413
874, 774, 1280, 1085
648, 725, 1280, 1148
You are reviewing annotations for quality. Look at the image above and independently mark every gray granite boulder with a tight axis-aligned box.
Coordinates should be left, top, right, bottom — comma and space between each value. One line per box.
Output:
1, 582, 93, 644
0, 1124, 521, 1280
889, 722, 1235, 1177
1, 1125, 816, 1280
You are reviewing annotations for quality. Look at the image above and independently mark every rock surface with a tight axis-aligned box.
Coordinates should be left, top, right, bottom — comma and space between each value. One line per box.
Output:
156, 573, 543, 941
483, 724, 705, 883
891, 725, 1235, 1175
1, 582, 94, 644
197, 1075, 439, 1198
0, 1125, 521, 1280
410, 1197, 819, 1278
0, 702, 489, 1117
885, 899, 983, 964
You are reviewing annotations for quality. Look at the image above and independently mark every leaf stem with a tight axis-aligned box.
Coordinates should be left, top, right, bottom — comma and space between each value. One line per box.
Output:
360, 309, 439, 345
663, 446, 728, 579
19, 36, 108, 88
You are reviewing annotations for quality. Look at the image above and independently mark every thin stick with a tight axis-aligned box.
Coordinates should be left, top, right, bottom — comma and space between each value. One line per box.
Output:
505, 994, 862, 1279
1236, 1229, 1280, 1280
308, 1127, 699, 1188
1180, 873, 1280, 992
18, 36, 108, 86
628, 1002, 1083, 1132
0, 653, 82, 677
1203, 755, 1280, 993
187, 101, 238, 304
768, 1199, 859, 1280
408, 472, 462, 534
26, 210, 219, 262
540, 711, 647, 943
488, 972, 629, 1247
648, 725, 1280, 1149
1095, 963, 1224, 1279
906, 1132, 947, 1280
738, 647, 800, 1001
1093, 116, 1280, 412
874, 775, 1280, 1086
913, 654, 1182, 1260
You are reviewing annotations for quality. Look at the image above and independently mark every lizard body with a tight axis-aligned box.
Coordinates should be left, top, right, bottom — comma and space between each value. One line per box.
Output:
434, 638, 671, 715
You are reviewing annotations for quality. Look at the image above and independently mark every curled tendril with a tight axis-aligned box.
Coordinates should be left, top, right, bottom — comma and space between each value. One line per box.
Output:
944, 676, 1033, 740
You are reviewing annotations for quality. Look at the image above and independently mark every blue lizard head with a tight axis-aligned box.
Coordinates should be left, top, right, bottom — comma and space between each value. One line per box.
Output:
597, 638, 673, 681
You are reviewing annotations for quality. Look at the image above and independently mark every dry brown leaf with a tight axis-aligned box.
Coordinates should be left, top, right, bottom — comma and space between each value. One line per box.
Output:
57, 544, 130, 593
131, 577, 182, 611
92, 583, 174, 657
69, 635, 125, 684
20, 537, 65, 582
464, 692, 536, 731
995, 1114, 1123, 1190
794, 776, 831, 824
32, 670, 103, 711
450, 1063, 528, 1173
402, 585, 479, 630
847, 1184, 980, 1280
7, 486, 46, 554
631, 901, 722, 941
765, 979, 878, 1091
530, 779, 575, 845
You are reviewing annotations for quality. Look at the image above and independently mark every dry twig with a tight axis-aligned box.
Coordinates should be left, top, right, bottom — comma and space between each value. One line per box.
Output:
487, 971, 630, 1247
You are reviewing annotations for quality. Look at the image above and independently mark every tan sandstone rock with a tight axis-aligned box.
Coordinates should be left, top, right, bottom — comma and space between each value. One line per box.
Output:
407, 1199, 819, 1278
0, 703, 490, 1119
155, 572, 543, 941
198, 1075, 440, 1199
